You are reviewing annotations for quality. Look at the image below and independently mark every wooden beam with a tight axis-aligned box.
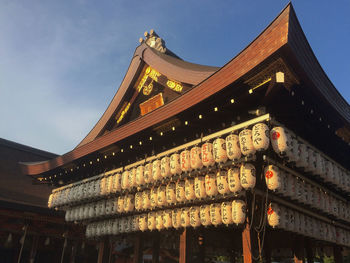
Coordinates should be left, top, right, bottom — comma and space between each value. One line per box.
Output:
152, 232, 160, 263
333, 246, 343, 263
97, 241, 105, 263
179, 229, 187, 263
305, 239, 314, 263
242, 222, 253, 263
133, 233, 143, 263
293, 236, 304, 263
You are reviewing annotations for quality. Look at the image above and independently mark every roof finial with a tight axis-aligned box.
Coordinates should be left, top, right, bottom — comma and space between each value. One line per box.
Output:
139, 29, 167, 53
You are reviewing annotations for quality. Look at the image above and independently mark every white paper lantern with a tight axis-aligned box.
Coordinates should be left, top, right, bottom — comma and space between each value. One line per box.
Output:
210, 203, 222, 226
131, 216, 139, 232
156, 212, 164, 231
105, 199, 114, 215
135, 192, 143, 211
252, 123, 270, 151
139, 214, 148, 232
89, 202, 97, 219
170, 153, 182, 175
106, 176, 114, 195
315, 152, 326, 177
141, 190, 150, 210
194, 176, 207, 199
157, 185, 167, 207
122, 170, 130, 190
150, 188, 158, 208
221, 202, 233, 225
232, 200, 246, 225
226, 134, 241, 160
181, 207, 191, 228
148, 212, 156, 231
117, 196, 124, 213
217, 170, 230, 195
100, 177, 107, 196
124, 194, 134, 212
267, 203, 282, 228
152, 160, 162, 181
129, 168, 137, 188
180, 150, 191, 172
306, 148, 317, 174
201, 142, 215, 167
161, 157, 171, 178
205, 174, 218, 197
286, 138, 300, 163
190, 206, 201, 228
65, 209, 72, 221
270, 127, 291, 155
112, 173, 122, 193
185, 179, 196, 201
136, 166, 145, 186
166, 183, 176, 204
239, 129, 256, 156
144, 163, 153, 184
163, 210, 172, 229
213, 138, 228, 163
190, 146, 203, 170
240, 163, 256, 190
200, 205, 211, 226
97, 200, 106, 216
228, 168, 242, 194
176, 180, 186, 202
172, 209, 181, 229
264, 165, 283, 191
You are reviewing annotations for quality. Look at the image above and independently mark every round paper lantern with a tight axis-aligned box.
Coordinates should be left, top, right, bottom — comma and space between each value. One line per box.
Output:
240, 163, 256, 190
150, 188, 158, 208
176, 180, 186, 202
228, 168, 242, 194
157, 185, 167, 207
226, 134, 241, 160
232, 200, 246, 225
144, 163, 153, 184
270, 127, 291, 155
252, 123, 270, 151
306, 148, 317, 174
299, 213, 305, 234
333, 165, 341, 186
97, 200, 106, 217
88, 203, 96, 219
205, 174, 218, 197
286, 138, 300, 163
190, 206, 201, 228
201, 142, 215, 167
135, 192, 142, 211
156, 212, 164, 231
105, 199, 114, 215
180, 150, 191, 172
48, 194, 53, 208
239, 129, 256, 156
293, 211, 300, 233
121, 170, 130, 190
194, 176, 207, 199
142, 190, 151, 210
106, 175, 114, 195
152, 160, 162, 181
136, 166, 145, 186
161, 157, 171, 178
172, 209, 181, 229
131, 216, 139, 232
185, 179, 195, 201
217, 170, 230, 195
264, 165, 283, 191
121, 217, 129, 233
112, 173, 122, 193
285, 172, 296, 199
267, 203, 282, 228
148, 212, 156, 231
139, 214, 148, 232
166, 183, 176, 204
117, 197, 124, 213
181, 208, 191, 228
65, 209, 72, 221
100, 177, 107, 196
210, 203, 222, 226
163, 210, 172, 229
213, 138, 228, 163
221, 202, 233, 225
95, 222, 102, 237
314, 152, 326, 177
124, 194, 134, 212
200, 205, 211, 226
129, 168, 137, 189
170, 153, 182, 175
190, 146, 203, 170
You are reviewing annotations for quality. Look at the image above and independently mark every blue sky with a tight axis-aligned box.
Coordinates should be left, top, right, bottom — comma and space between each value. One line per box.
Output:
1, 0, 349, 155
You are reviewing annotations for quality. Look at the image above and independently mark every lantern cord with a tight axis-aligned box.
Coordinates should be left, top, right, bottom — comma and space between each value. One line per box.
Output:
249, 191, 256, 229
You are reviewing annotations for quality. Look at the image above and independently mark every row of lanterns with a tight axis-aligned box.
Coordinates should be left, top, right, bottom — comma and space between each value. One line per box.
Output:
267, 203, 350, 247
270, 127, 350, 193
64, 165, 255, 222
49, 121, 272, 208
85, 200, 247, 238
264, 165, 350, 222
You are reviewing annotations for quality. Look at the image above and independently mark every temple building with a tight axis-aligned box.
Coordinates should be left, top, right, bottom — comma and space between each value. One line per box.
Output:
21, 3, 350, 263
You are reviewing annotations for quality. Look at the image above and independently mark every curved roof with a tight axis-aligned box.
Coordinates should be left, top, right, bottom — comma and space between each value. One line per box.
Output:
22, 3, 350, 177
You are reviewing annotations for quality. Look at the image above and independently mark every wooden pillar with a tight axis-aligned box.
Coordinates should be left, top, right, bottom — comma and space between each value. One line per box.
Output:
97, 241, 105, 263
70, 241, 78, 263
293, 237, 304, 263
242, 222, 253, 263
133, 233, 143, 263
29, 235, 39, 263
264, 238, 271, 263
198, 233, 205, 263
305, 239, 314, 263
152, 232, 160, 263
179, 229, 192, 263
333, 246, 343, 263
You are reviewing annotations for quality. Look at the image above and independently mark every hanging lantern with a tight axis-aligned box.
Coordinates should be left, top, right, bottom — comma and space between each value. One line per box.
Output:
210, 203, 222, 226
152, 160, 162, 181
228, 168, 242, 194
65, 209, 72, 221
124, 194, 134, 212
150, 188, 158, 208
190, 146, 203, 170
333, 165, 341, 187
166, 182, 176, 204
176, 180, 186, 202
129, 168, 137, 189
217, 170, 230, 195
163, 210, 172, 229
286, 138, 300, 163
161, 156, 171, 178
105, 200, 114, 215
200, 205, 211, 226
240, 163, 256, 190
131, 216, 139, 232
121, 170, 130, 190
267, 203, 282, 228
213, 138, 228, 163
294, 143, 308, 168
117, 196, 124, 213
172, 209, 181, 229
112, 173, 122, 193
205, 174, 218, 197
185, 178, 196, 201
139, 214, 148, 232
270, 127, 291, 155
142, 190, 151, 210
194, 176, 207, 199
144, 163, 153, 184
121, 217, 129, 233
190, 206, 201, 228
136, 166, 145, 186
97, 200, 106, 216
89, 202, 97, 219
181, 207, 191, 228
94, 180, 101, 198
239, 129, 256, 156
293, 211, 300, 233
148, 212, 156, 231
157, 185, 167, 207
201, 142, 215, 167
264, 165, 283, 191
232, 200, 246, 225
221, 202, 233, 225
306, 148, 317, 174
226, 134, 241, 160
156, 212, 164, 231
170, 153, 182, 175
285, 172, 296, 199
106, 175, 114, 195
252, 123, 270, 151
100, 177, 107, 196
135, 192, 143, 211
180, 150, 191, 172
